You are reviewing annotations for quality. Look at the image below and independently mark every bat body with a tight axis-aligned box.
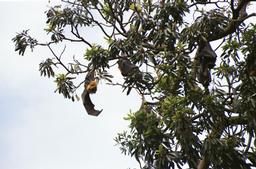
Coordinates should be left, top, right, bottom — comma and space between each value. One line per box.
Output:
196, 41, 217, 88
81, 70, 102, 116
117, 58, 137, 76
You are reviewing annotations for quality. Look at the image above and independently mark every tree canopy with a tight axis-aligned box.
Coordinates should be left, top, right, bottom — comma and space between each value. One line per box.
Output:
13, 0, 256, 168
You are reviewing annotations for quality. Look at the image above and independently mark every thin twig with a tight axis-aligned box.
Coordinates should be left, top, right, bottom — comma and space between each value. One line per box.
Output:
244, 132, 253, 155
47, 44, 71, 73
59, 45, 66, 60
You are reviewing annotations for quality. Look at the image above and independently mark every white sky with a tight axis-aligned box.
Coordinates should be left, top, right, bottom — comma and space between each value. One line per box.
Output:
0, 1, 141, 169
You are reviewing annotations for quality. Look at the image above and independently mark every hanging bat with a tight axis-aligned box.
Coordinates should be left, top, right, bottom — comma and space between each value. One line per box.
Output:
117, 57, 137, 76
246, 53, 256, 76
196, 40, 217, 88
197, 41, 217, 69
81, 70, 102, 116
117, 57, 154, 94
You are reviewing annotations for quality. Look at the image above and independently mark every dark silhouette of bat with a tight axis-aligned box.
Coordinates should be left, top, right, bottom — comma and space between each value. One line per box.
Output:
117, 57, 137, 76
196, 40, 217, 88
246, 54, 256, 76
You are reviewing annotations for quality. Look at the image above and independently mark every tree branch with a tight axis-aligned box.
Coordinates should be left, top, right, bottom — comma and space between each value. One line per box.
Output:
70, 24, 93, 47
208, 0, 255, 42
244, 132, 253, 155
197, 156, 209, 169
47, 44, 71, 73
105, 0, 127, 36
227, 116, 248, 126
85, 8, 112, 38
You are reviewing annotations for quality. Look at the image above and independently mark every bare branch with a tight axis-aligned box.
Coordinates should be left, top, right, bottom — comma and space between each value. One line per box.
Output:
244, 132, 253, 155
47, 44, 71, 73
207, 0, 256, 41
85, 8, 112, 38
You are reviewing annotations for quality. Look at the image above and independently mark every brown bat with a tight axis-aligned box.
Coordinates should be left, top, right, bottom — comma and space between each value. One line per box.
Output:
81, 70, 102, 116
117, 58, 137, 76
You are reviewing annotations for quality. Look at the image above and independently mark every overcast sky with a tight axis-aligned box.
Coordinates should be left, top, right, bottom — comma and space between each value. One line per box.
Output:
0, 1, 141, 169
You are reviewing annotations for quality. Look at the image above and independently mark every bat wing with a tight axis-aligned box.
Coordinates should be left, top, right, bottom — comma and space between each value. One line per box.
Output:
81, 89, 102, 116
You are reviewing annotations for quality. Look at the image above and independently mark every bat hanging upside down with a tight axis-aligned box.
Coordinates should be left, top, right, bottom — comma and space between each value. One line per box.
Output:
196, 39, 217, 88
81, 71, 102, 116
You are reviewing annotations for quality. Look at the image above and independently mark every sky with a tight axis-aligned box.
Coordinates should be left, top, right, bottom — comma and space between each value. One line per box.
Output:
0, 1, 141, 169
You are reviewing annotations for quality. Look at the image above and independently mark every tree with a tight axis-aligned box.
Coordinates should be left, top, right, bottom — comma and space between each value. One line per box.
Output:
13, 0, 256, 168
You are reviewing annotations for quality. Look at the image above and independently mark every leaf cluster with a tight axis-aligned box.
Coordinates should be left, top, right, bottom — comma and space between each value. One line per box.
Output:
13, 30, 37, 55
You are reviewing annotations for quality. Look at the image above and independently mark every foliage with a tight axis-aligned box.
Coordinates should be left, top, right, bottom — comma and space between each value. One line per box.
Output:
13, 0, 256, 168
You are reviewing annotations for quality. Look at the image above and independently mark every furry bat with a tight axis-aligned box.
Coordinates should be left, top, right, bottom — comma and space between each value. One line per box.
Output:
81, 70, 102, 116
196, 41, 217, 88
117, 57, 137, 76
